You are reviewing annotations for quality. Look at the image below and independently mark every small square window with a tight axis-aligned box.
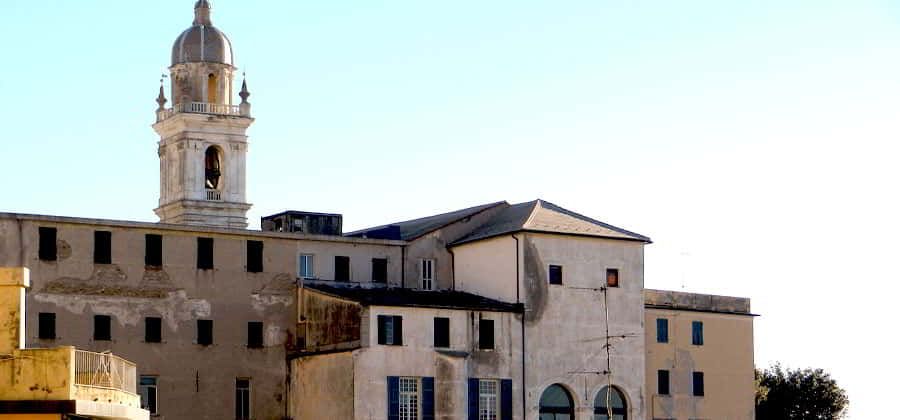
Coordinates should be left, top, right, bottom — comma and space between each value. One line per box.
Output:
38, 227, 57, 261
197, 319, 213, 346
377, 315, 403, 346
145, 317, 162, 343
38, 312, 56, 340
478, 319, 494, 350
548, 265, 563, 285
94, 315, 111, 341
693, 371, 705, 396
372, 258, 388, 283
94, 231, 112, 264
656, 318, 669, 343
606, 268, 619, 288
692, 321, 704, 346
335, 256, 350, 282
247, 322, 263, 348
433, 317, 450, 348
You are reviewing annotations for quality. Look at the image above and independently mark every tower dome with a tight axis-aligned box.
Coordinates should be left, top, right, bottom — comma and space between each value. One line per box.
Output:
171, 0, 234, 66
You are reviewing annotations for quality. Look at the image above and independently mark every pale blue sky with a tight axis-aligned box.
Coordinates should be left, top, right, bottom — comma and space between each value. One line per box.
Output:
2, 1, 898, 417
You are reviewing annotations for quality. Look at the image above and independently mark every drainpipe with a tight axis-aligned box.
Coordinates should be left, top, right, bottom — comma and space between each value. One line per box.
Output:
448, 247, 456, 291
512, 235, 526, 418
401, 245, 406, 289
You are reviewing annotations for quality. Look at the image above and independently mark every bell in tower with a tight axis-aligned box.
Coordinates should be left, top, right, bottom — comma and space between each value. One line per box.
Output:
152, 0, 254, 229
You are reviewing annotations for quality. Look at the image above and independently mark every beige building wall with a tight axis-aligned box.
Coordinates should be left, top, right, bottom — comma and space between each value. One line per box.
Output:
645, 290, 755, 420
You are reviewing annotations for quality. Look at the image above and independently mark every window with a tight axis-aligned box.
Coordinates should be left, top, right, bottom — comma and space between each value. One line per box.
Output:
539, 384, 574, 420
548, 265, 563, 285
478, 319, 494, 350
606, 268, 619, 288
479, 379, 499, 420
94, 315, 111, 341
197, 319, 213, 345
433, 317, 450, 348
235, 378, 250, 420
145, 317, 162, 343
469, 378, 512, 420
94, 231, 112, 264
657, 370, 670, 395
421, 259, 434, 290
593, 386, 628, 420
145, 234, 162, 267
399, 377, 419, 420
377, 315, 403, 346
372, 258, 388, 283
692, 321, 704, 346
247, 322, 263, 348
197, 237, 214, 269
388, 377, 435, 420
693, 372, 705, 396
38, 312, 56, 340
656, 318, 668, 343
139, 376, 158, 415
335, 256, 350, 281
38, 227, 57, 261
246, 240, 263, 273
298, 254, 314, 279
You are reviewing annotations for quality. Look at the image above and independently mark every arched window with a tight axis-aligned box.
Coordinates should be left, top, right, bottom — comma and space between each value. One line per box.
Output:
539, 384, 574, 420
205, 147, 221, 189
207, 73, 218, 103
593, 386, 627, 420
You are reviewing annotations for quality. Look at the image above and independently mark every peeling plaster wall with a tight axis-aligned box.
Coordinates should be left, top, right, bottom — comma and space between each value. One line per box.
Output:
298, 290, 361, 351
645, 308, 755, 420
289, 352, 354, 420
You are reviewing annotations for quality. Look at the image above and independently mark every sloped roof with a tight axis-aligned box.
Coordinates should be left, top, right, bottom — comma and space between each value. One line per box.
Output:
451, 199, 651, 246
344, 201, 507, 241
304, 283, 521, 313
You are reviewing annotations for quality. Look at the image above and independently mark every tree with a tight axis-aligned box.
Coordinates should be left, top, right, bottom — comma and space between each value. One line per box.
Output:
756, 364, 849, 420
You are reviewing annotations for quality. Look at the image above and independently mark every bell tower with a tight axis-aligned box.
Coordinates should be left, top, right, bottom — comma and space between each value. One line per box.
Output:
153, 0, 253, 229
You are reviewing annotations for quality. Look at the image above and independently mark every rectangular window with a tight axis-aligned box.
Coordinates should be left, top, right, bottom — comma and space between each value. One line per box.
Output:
692, 321, 704, 345
38, 227, 57, 261
94, 315, 111, 341
298, 254, 314, 278
94, 231, 112, 264
335, 256, 350, 281
377, 315, 403, 346
658, 370, 670, 395
139, 376, 158, 415
372, 258, 388, 283
247, 322, 263, 348
656, 318, 669, 343
433, 317, 450, 348
478, 319, 495, 350
606, 268, 619, 287
145, 234, 163, 267
548, 264, 562, 285
693, 372, 705, 396
421, 259, 434, 290
38, 312, 56, 340
197, 319, 213, 346
246, 240, 264, 273
479, 379, 499, 420
197, 237, 214, 270
399, 377, 419, 420
145, 317, 162, 343
235, 378, 251, 420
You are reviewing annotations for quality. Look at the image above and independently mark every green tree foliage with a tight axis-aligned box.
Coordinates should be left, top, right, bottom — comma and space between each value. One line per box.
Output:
756, 364, 849, 420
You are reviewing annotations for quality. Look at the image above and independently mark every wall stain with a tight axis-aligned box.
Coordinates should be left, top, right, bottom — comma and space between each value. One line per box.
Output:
56, 240, 72, 260
522, 236, 547, 324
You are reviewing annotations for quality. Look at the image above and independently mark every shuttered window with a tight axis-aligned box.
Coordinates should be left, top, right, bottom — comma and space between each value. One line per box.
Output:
468, 378, 513, 420
378, 315, 403, 346
388, 376, 433, 420
656, 318, 668, 343
692, 321, 704, 346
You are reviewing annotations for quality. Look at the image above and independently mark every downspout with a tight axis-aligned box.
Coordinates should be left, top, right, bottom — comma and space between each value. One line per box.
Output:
448, 247, 456, 290
512, 234, 526, 418
401, 244, 406, 289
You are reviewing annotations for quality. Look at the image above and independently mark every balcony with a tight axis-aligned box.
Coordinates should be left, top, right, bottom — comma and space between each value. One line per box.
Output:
156, 101, 248, 122
206, 189, 223, 201
75, 350, 137, 395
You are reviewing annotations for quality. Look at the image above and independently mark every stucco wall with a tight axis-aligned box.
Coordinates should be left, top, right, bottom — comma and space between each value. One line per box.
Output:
453, 235, 518, 303
298, 289, 362, 351
645, 307, 755, 420
290, 352, 354, 420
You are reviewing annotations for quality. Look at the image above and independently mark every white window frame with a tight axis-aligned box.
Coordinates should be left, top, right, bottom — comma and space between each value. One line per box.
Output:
236, 378, 251, 420
298, 254, 314, 279
399, 377, 420, 420
421, 259, 434, 290
139, 375, 158, 415
479, 379, 499, 420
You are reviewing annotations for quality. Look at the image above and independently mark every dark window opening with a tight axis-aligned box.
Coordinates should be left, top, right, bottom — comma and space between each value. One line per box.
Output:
478, 319, 494, 350
656, 318, 669, 343
548, 265, 563, 285
145, 317, 162, 343
247, 322, 263, 348
693, 372, 705, 396
334, 256, 350, 281
145, 234, 162, 267
94, 315, 111, 341
197, 319, 213, 346
246, 240, 263, 273
658, 370, 670, 395
372, 258, 388, 283
38, 227, 57, 261
377, 315, 403, 346
606, 268, 619, 288
38, 312, 56, 340
235, 378, 250, 420
139, 376, 158, 414
93, 231, 112, 264
197, 237, 214, 270
433, 317, 450, 348
692, 321, 704, 346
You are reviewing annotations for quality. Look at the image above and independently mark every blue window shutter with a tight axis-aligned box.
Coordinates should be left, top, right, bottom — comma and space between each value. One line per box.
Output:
468, 378, 479, 420
657, 318, 668, 343
500, 379, 513, 420
387, 376, 399, 420
692, 321, 704, 345
422, 377, 435, 420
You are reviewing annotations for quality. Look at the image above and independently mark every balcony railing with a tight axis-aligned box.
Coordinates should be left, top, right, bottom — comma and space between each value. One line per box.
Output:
74, 350, 137, 394
156, 101, 248, 122
206, 190, 222, 201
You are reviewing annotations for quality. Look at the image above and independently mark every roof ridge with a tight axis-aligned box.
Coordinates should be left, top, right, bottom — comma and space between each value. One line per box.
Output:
522, 199, 542, 229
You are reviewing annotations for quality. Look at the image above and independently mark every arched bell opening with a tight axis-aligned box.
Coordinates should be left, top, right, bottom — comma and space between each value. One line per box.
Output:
204, 146, 223, 190
207, 73, 218, 103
